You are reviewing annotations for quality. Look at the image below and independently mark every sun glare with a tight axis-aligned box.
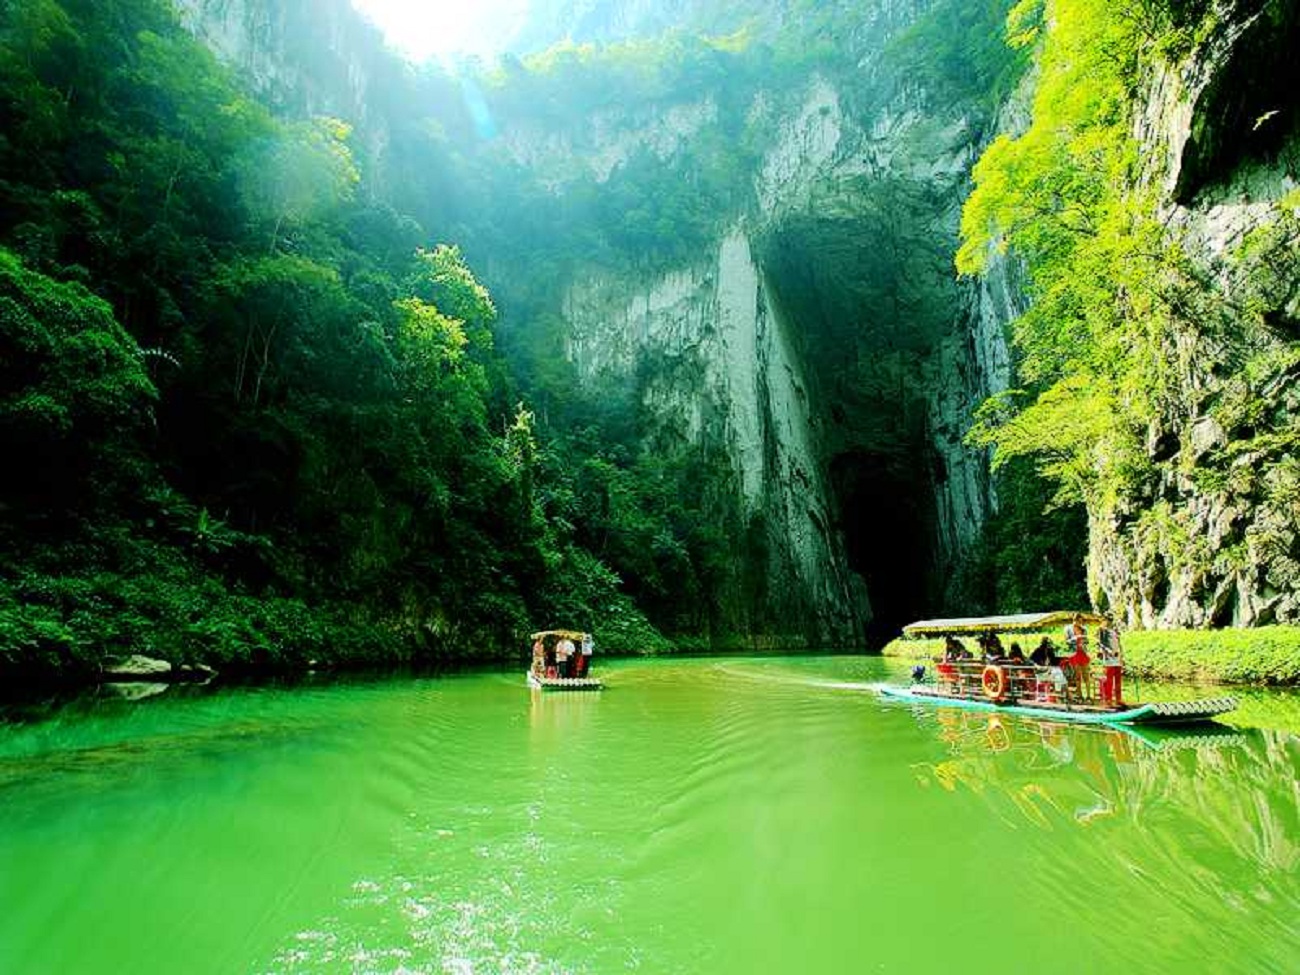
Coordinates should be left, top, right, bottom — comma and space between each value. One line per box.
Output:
350, 0, 529, 62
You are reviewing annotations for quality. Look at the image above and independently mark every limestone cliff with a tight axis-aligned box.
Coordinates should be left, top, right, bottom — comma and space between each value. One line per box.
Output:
175, 0, 376, 115
177, 0, 1020, 642
497, 49, 1012, 638
1084, 0, 1300, 628
174, 0, 397, 170
169, 0, 1300, 640
562, 229, 866, 643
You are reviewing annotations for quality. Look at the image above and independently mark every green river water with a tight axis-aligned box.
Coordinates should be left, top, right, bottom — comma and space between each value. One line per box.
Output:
1, 655, 1297, 974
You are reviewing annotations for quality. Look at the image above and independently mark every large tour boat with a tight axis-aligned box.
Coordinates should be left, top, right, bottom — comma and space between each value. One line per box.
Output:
526, 629, 604, 691
879, 611, 1236, 726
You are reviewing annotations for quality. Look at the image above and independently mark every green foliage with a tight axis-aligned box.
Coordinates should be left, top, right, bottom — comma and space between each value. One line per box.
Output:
0, 246, 156, 516
957, 0, 1212, 511
535, 545, 674, 654
0, 0, 684, 682
1122, 627, 1300, 684
959, 0, 1300, 630
0, 555, 403, 681
947, 459, 1089, 614
236, 116, 360, 251
472, 31, 785, 280
531, 422, 743, 645
887, 0, 1028, 112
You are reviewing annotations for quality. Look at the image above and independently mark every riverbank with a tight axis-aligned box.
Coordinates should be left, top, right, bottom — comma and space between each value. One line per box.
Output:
0, 562, 845, 695
882, 625, 1300, 685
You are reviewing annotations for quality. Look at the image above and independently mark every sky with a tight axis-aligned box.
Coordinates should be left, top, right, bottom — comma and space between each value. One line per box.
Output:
349, 0, 531, 62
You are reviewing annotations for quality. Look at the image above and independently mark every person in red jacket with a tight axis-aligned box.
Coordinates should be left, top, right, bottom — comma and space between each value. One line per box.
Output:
1064, 614, 1093, 702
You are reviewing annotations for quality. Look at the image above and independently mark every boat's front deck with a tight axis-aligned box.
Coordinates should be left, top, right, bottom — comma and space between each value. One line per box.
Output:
912, 684, 1126, 715
882, 683, 1236, 725
527, 674, 604, 691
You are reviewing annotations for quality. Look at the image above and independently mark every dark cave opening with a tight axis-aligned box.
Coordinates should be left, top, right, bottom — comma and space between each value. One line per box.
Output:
758, 203, 961, 645
829, 450, 937, 646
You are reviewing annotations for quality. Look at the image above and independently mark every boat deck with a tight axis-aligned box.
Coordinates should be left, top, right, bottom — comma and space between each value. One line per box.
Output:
879, 683, 1236, 725
526, 673, 604, 691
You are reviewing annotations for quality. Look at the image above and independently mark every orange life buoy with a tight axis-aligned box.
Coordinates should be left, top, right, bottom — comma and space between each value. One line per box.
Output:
981, 664, 1008, 702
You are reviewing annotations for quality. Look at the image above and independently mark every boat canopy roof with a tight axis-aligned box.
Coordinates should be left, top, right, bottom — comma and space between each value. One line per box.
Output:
530, 629, 589, 641
902, 611, 1106, 638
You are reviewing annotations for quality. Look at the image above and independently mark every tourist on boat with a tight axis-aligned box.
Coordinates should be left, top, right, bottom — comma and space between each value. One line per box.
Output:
1030, 637, 1065, 701
979, 632, 1005, 662
1064, 615, 1093, 702
936, 637, 961, 690
544, 639, 558, 678
1030, 637, 1058, 666
1097, 615, 1124, 705
556, 634, 576, 677
1002, 641, 1029, 696
575, 634, 593, 678
943, 635, 963, 661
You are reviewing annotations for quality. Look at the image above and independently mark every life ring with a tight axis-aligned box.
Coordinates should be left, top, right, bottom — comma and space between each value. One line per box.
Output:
981, 665, 1008, 702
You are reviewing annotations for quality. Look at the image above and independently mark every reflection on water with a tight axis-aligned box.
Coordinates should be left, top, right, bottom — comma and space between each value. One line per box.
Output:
906, 706, 1300, 933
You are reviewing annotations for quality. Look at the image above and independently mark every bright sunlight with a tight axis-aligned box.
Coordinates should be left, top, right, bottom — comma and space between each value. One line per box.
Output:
350, 0, 530, 61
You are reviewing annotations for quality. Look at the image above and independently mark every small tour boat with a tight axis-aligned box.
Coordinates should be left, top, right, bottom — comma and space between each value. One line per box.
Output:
526, 629, 603, 691
879, 611, 1236, 727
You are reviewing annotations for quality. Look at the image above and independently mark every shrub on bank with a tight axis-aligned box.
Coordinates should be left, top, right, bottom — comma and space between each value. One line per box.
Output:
880, 636, 946, 662
881, 627, 1300, 685
0, 566, 406, 684
1121, 628, 1300, 685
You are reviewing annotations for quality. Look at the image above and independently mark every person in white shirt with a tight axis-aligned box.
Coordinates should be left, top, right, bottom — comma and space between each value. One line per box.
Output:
556, 636, 575, 678
1097, 615, 1125, 705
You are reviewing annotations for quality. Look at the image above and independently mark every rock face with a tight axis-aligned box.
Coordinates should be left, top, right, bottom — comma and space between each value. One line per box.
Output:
500, 96, 720, 185
528, 60, 1007, 639
1086, 0, 1300, 628
170, 0, 1300, 637
563, 227, 867, 644
178, 0, 1011, 643
509, 0, 778, 50
173, 0, 392, 163
101, 654, 173, 680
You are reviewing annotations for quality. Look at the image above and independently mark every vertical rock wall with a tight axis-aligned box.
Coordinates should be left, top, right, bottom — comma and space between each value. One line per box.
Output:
927, 268, 1014, 576
564, 228, 868, 644
179, 0, 1009, 640
1087, 1, 1300, 627
174, 0, 392, 164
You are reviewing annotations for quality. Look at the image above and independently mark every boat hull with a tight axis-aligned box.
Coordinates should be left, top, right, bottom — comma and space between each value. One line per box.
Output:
876, 684, 1235, 725
526, 672, 604, 691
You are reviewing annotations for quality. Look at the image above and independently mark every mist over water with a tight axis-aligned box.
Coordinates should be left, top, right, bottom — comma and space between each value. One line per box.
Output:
1, 658, 1297, 974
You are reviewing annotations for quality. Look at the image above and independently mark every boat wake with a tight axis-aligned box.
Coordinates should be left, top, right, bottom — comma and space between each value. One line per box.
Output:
811, 680, 884, 693
709, 665, 882, 694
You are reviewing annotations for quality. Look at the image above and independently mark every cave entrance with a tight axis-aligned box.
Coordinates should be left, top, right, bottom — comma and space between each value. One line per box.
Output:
758, 201, 959, 645
829, 450, 936, 646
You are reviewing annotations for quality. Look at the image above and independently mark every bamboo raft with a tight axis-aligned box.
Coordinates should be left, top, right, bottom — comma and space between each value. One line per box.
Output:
877, 683, 1237, 726
526, 672, 604, 691
526, 629, 604, 691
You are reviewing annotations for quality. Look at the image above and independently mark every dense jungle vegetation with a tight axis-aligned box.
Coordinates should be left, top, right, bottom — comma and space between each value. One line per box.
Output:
0, 0, 1025, 681
0, 0, 697, 681
2, 0, 1296, 683
960, 0, 1300, 622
